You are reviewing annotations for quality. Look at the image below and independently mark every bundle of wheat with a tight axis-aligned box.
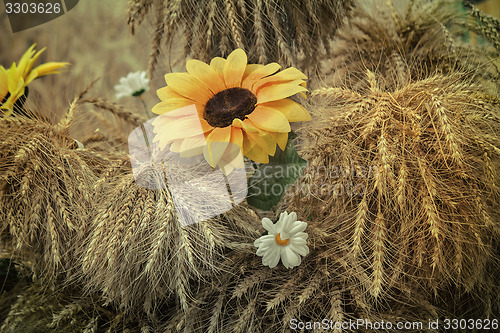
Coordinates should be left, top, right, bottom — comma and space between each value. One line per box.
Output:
323, 0, 499, 92
0, 279, 137, 333
75, 162, 261, 314
0, 99, 119, 283
127, 0, 354, 78
286, 71, 500, 316
159, 218, 443, 333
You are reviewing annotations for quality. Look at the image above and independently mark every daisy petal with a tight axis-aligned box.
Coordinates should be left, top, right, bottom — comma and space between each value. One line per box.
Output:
223, 49, 247, 87
262, 217, 277, 234
261, 99, 311, 122
165, 72, 213, 104
266, 246, 281, 268
257, 80, 308, 104
281, 247, 291, 268
290, 238, 307, 246
290, 243, 309, 256
283, 246, 300, 268
255, 235, 275, 251
247, 106, 291, 133
287, 221, 308, 235
291, 233, 309, 241
186, 59, 226, 94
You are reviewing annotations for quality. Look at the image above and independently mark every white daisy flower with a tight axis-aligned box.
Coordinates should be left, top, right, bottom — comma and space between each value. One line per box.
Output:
254, 211, 309, 269
115, 71, 149, 99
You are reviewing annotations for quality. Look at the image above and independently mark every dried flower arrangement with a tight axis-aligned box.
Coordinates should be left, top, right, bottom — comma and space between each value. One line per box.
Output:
1, 0, 499, 332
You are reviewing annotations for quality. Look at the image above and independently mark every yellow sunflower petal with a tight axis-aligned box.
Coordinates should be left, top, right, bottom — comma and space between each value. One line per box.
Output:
232, 118, 260, 132
204, 127, 232, 167
157, 86, 188, 100
165, 72, 213, 104
179, 134, 206, 157
246, 106, 291, 133
218, 143, 244, 175
186, 59, 226, 94
242, 64, 263, 80
31, 61, 69, 79
24, 69, 40, 86
245, 131, 277, 156
25, 49, 45, 76
269, 131, 289, 151
230, 126, 244, 149
253, 67, 307, 92
244, 141, 269, 163
223, 49, 247, 87
261, 99, 311, 122
242, 63, 281, 90
256, 80, 307, 104
8, 71, 24, 94
171, 139, 183, 152
17, 45, 37, 77
151, 98, 195, 115
156, 103, 204, 118
152, 112, 212, 147
210, 57, 226, 74
0, 66, 8, 100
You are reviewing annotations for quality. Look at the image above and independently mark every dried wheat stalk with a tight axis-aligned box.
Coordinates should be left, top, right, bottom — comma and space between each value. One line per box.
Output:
127, 0, 354, 77
323, 0, 500, 92
288, 72, 500, 313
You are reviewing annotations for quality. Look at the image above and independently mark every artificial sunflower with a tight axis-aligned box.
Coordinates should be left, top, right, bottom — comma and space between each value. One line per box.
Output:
0, 44, 69, 117
151, 48, 311, 171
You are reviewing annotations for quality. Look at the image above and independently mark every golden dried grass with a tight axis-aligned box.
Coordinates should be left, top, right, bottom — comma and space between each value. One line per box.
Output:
287, 71, 500, 316
127, 0, 354, 76
0, 94, 119, 283
323, 0, 500, 92
74, 165, 261, 314
160, 220, 442, 332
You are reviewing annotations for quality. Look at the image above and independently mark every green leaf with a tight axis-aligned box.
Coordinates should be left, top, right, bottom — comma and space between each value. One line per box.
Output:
247, 132, 307, 211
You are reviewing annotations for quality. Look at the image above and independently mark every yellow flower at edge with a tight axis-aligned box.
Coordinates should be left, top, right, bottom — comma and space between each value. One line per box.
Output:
0, 44, 69, 117
151, 48, 311, 170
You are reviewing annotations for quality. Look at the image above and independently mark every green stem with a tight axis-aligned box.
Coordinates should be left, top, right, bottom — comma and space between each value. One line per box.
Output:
139, 95, 152, 118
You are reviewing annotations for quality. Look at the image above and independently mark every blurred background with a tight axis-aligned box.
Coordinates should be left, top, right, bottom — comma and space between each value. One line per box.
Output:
0, 1, 156, 123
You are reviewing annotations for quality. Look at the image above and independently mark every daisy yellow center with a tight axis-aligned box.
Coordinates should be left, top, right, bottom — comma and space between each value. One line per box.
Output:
203, 87, 257, 127
275, 233, 289, 246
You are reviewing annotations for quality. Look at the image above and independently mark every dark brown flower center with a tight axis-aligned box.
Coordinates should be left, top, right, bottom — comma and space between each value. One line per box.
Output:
203, 87, 257, 127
